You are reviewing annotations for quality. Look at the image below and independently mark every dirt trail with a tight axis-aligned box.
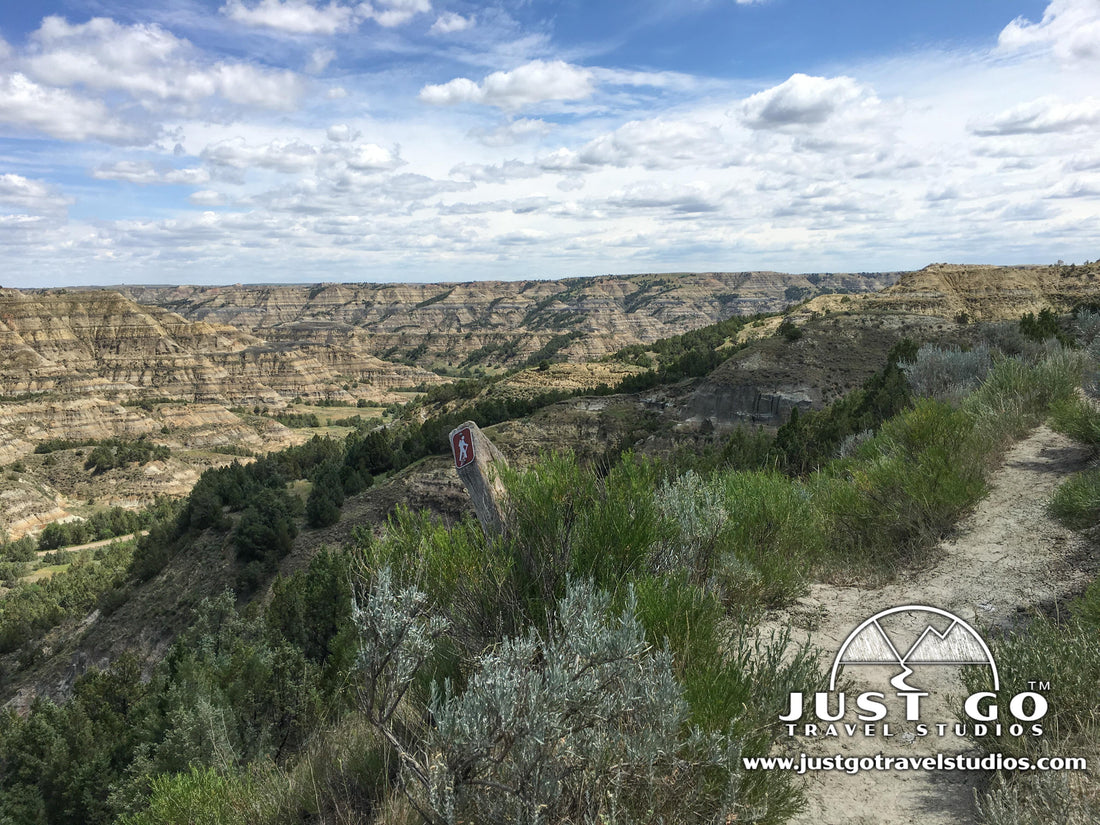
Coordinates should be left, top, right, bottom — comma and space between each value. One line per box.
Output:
34, 530, 149, 557
769, 426, 1098, 825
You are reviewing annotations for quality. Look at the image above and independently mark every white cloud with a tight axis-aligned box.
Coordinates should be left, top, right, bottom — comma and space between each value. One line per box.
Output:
6, 0, 1100, 283
1047, 176, 1100, 198
326, 123, 357, 141
999, 0, 1100, 62
0, 72, 149, 143
971, 96, 1100, 135
590, 67, 698, 90
450, 159, 545, 183
608, 182, 723, 214
368, 0, 431, 27
470, 117, 551, 146
222, 0, 360, 34
0, 173, 72, 213
338, 142, 400, 170
308, 48, 336, 73
92, 161, 211, 185
574, 118, 730, 169
189, 190, 227, 206
742, 73, 872, 128
419, 60, 594, 110
430, 11, 473, 34
26, 16, 304, 110
201, 138, 321, 171
198, 135, 402, 176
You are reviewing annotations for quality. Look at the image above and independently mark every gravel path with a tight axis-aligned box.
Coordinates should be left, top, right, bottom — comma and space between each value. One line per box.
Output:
768, 426, 1098, 825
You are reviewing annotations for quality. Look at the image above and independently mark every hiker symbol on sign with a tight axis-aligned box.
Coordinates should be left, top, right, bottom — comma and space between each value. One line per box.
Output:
452, 426, 474, 469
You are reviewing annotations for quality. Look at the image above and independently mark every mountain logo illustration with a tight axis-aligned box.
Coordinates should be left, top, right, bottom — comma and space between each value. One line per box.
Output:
828, 605, 999, 692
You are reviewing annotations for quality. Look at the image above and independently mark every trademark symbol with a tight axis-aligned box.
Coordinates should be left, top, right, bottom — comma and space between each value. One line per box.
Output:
1028, 680, 1051, 691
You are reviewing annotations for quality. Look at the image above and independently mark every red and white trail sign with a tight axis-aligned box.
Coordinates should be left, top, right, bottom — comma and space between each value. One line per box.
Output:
452, 426, 474, 469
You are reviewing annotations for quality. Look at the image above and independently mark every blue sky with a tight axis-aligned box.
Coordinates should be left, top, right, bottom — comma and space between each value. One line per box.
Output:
0, 0, 1096, 285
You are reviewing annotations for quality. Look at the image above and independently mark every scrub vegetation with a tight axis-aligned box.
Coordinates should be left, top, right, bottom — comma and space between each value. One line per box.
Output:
0, 308, 1093, 824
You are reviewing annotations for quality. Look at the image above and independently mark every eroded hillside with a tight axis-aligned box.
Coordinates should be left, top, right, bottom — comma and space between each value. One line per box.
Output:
0, 288, 438, 404
115, 270, 896, 369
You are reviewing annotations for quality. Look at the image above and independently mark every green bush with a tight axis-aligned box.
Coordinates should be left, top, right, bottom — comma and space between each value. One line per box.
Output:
353, 576, 756, 825
1050, 468, 1100, 530
1049, 397, 1100, 448
778, 320, 803, 341
0, 560, 29, 583
902, 343, 993, 403
355, 508, 515, 655
0, 547, 133, 654
962, 576, 1100, 825
813, 398, 986, 572
118, 766, 256, 825
964, 612, 1100, 756
963, 349, 1082, 445
1, 536, 36, 563
233, 488, 300, 567
1019, 308, 1069, 345
718, 471, 822, 606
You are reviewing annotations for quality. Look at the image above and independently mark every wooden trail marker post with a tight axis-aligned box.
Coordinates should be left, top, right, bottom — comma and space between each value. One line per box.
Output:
449, 421, 508, 537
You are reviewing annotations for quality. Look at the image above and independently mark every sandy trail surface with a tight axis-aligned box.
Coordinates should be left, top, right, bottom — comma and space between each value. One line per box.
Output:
764, 426, 1098, 825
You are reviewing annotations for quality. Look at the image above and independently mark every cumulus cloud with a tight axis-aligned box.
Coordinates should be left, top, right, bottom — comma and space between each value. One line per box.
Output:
971, 96, 1100, 135
608, 182, 723, 214
470, 117, 551, 146
0, 173, 73, 213
430, 11, 472, 34
999, 0, 1100, 62
419, 60, 594, 110
338, 142, 401, 170
0, 73, 150, 143
92, 161, 211, 185
26, 16, 304, 110
222, 0, 360, 34
326, 123, 357, 141
741, 73, 871, 128
450, 159, 545, 183
1047, 176, 1100, 198
199, 135, 402, 176
189, 190, 227, 206
225, 0, 430, 34
202, 138, 320, 172
369, 0, 432, 27
574, 118, 730, 169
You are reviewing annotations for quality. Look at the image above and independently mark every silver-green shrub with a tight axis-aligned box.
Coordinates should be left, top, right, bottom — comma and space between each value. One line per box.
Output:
425, 580, 736, 825
352, 573, 740, 825
352, 567, 449, 757
653, 470, 728, 579
837, 428, 874, 458
901, 343, 993, 403
1074, 310, 1100, 347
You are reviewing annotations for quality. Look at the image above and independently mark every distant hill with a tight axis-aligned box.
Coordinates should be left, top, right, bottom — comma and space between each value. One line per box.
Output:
113, 270, 897, 370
